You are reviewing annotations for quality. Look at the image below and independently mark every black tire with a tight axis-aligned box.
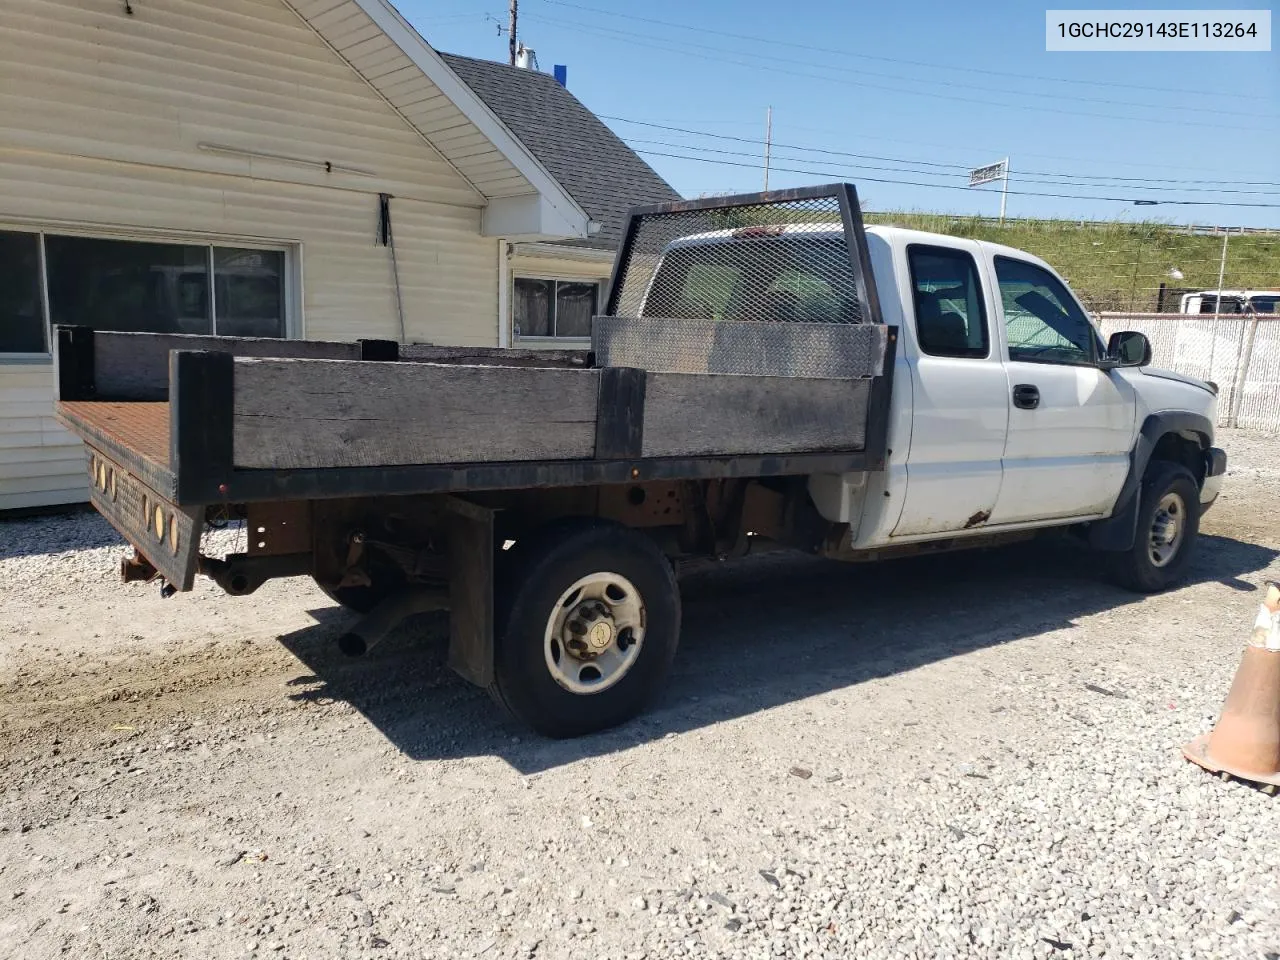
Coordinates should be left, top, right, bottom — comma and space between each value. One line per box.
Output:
490, 518, 680, 738
1107, 461, 1200, 593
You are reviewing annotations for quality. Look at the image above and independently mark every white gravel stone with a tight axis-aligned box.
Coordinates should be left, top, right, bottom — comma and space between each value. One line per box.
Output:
1, 430, 1279, 959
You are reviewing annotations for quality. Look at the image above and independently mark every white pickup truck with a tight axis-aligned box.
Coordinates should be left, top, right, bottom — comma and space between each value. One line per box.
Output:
53, 184, 1226, 736
786, 222, 1224, 578
1180, 290, 1280, 315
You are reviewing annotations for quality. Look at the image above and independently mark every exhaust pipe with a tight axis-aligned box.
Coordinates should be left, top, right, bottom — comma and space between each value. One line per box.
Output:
338, 586, 450, 657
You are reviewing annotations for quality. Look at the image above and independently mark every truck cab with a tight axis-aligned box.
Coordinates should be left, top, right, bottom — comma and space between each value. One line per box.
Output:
825, 227, 1223, 554
636, 221, 1224, 574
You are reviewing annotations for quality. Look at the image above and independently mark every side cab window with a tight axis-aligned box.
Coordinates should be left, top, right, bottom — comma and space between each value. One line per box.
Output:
994, 257, 1099, 365
906, 245, 989, 359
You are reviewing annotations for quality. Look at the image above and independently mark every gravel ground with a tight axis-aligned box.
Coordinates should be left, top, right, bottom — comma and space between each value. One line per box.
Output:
2, 429, 1279, 960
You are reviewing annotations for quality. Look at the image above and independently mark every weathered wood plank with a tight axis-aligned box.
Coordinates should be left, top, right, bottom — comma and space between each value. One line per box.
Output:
232, 358, 600, 469
94, 331, 360, 401
641, 374, 869, 458
443, 500, 495, 688
399, 344, 591, 368
90, 332, 591, 401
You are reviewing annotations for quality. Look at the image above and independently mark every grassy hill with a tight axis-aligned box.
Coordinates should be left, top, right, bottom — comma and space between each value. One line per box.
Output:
864, 213, 1280, 312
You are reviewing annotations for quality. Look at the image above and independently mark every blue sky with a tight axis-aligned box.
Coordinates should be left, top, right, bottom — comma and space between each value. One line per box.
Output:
402, 0, 1280, 227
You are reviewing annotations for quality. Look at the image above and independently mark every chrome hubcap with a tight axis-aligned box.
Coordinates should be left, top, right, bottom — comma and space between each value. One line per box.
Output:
544, 573, 645, 695
1148, 492, 1186, 568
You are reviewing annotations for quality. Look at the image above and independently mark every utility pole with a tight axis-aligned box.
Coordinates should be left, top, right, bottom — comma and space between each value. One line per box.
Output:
1206, 227, 1231, 382
1213, 228, 1230, 312
998, 158, 1008, 225
508, 0, 518, 66
763, 106, 772, 192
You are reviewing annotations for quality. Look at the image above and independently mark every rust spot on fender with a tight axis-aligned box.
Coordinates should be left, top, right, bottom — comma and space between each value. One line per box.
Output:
964, 509, 991, 529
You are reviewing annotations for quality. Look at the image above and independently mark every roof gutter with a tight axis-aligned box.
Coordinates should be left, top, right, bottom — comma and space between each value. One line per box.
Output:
514, 241, 618, 262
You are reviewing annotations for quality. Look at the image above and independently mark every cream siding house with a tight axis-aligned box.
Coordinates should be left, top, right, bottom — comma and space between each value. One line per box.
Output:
0, 0, 651, 511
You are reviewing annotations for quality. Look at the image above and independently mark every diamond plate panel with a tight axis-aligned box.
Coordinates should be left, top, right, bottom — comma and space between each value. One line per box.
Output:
593, 317, 887, 379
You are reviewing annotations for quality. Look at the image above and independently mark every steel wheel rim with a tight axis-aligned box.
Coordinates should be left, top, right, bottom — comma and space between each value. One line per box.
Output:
543, 572, 645, 695
1148, 491, 1186, 568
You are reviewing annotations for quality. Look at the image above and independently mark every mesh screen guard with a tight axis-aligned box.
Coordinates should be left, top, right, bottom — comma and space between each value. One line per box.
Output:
596, 184, 887, 379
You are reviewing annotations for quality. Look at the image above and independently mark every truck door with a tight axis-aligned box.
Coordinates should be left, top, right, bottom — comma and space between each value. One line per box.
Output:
986, 254, 1137, 525
890, 243, 1009, 537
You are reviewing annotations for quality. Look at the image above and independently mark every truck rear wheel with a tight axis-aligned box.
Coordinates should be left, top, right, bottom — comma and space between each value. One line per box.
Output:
490, 519, 680, 738
1107, 461, 1200, 593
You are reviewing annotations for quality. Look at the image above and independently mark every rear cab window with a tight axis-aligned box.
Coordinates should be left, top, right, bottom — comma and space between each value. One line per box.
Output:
641, 230, 860, 323
906, 245, 989, 359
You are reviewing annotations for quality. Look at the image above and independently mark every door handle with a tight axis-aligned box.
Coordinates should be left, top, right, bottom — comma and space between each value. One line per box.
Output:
1012, 384, 1040, 410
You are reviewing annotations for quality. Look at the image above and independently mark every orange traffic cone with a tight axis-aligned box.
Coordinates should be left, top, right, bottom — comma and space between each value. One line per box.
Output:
1184, 583, 1280, 793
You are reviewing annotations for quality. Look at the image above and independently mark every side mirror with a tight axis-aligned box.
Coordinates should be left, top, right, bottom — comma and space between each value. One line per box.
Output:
1106, 330, 1152, 368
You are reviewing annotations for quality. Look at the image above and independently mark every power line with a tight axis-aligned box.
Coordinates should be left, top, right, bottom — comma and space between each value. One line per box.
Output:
621, 136, 974, 177
608, 118, 1280, 189
621, 137, 1280, 197
534, 0, 1275, 104
611, 123, 975, 171
528, 12, 1272, 123
621, 115, 1280, 179
529, 16, 1263, 132
631, 149, 1280, 208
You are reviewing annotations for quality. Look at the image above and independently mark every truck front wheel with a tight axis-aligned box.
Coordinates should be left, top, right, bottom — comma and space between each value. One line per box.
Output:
1107, 461, 1200, 593
490, 519, 680, 738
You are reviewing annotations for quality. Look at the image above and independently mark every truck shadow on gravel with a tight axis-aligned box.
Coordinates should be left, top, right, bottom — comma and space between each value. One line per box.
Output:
276, 532, 1275, 774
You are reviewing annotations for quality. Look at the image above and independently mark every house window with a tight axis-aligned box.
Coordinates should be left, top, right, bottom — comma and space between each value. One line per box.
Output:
1, 232, 289, 354
0, 231, 46, 353
514, 277, 600, 340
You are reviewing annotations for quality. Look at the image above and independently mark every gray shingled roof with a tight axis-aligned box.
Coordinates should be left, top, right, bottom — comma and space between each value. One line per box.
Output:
440, 53, 681, 248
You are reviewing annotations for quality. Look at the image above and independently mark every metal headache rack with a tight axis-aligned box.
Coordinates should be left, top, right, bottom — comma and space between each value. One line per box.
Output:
594, 184, 888, 380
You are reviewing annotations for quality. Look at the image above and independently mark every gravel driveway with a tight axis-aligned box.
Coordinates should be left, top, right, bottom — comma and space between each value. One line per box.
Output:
2, 430, 1279, 960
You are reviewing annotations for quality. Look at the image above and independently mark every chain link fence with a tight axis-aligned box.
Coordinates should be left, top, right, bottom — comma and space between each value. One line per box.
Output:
1096, 312, 1280, 433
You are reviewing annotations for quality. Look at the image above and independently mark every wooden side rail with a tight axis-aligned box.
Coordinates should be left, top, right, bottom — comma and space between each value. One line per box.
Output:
52, 328, 591, 403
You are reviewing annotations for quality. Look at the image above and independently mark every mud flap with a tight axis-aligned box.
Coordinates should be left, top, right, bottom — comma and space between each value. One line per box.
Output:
1089, 412, 1213, 552
442, 497, 495, 687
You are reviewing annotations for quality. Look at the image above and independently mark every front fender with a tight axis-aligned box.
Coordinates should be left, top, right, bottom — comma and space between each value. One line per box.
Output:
1088, 411, 1213, 552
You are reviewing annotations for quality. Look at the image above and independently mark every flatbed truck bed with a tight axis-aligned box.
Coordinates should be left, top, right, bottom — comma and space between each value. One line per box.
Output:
53, 185, 898, 736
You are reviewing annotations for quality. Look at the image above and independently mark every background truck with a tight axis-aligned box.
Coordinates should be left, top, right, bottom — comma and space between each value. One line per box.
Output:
1179, 290, 1280, 315
54, 184, 1226, 737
